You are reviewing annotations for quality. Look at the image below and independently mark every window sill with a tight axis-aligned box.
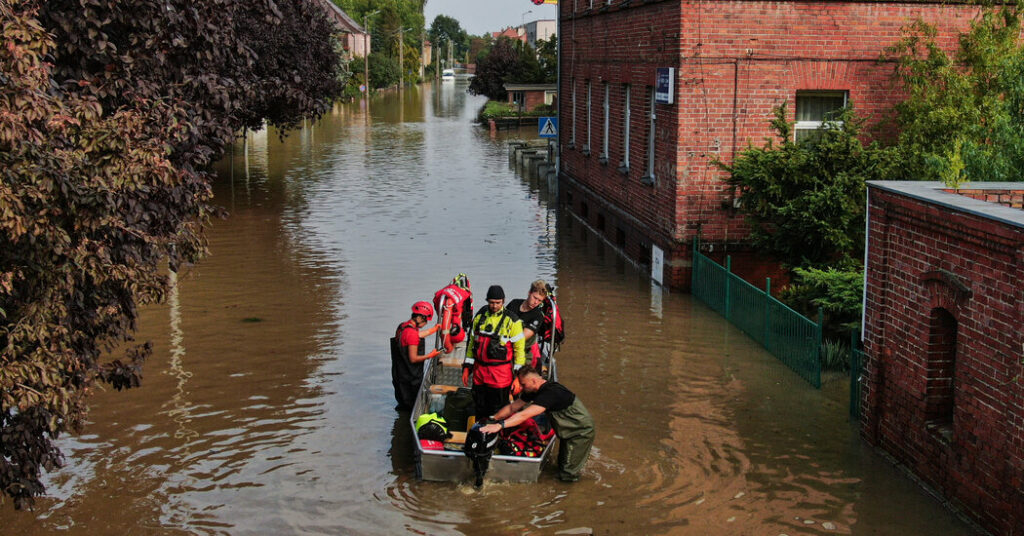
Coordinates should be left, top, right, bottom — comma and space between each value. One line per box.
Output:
925, 420, 953, 446
581, 148, 591, 157
641, 174, 656, 186
617, 164, 629, 175
567, 142, 576, 150
599, 155, 608, 165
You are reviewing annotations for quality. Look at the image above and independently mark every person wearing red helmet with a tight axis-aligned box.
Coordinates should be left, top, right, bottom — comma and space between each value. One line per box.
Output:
390, 301, 442, 411
433, 273, 474, 357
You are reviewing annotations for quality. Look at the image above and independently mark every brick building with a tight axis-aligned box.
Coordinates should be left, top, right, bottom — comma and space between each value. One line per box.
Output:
861, 181, 1024, 535
504, 83, 558, 113
314, 0, 370, 59
558, 0, 978, 289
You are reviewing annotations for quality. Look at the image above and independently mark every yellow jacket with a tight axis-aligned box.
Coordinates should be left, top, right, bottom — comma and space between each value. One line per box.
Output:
464, 308, 526, 369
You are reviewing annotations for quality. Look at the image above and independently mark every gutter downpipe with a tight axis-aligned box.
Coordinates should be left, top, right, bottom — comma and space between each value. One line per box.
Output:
861, 186, 870, 344
556, 0, 561, 182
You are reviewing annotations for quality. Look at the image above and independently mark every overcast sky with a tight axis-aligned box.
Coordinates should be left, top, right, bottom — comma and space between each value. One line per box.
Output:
425, 0, 557, 36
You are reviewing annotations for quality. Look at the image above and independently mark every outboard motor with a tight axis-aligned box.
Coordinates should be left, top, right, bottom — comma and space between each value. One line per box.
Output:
463, 423, 499, 488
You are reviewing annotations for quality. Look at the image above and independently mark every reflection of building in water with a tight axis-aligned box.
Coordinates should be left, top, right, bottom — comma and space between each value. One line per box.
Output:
164, 271, 199, 445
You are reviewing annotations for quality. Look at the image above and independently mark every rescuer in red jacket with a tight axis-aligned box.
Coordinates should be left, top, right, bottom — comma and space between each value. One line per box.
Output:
433, 273, 474, 357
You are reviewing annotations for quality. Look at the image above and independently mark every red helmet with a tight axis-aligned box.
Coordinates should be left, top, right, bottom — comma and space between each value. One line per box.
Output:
412, 301, 434, 320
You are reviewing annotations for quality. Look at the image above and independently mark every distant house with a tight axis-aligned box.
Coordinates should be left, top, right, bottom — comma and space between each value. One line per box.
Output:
491, 26, 528, 44
313, 0, 370, 58
503, 83, 556, 112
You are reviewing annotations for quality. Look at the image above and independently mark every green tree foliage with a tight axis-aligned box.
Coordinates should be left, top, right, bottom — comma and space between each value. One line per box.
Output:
537, 34, 558, 84
368, 51, 401, 89
781, 266, 865, 340
336, 0, 425, 61
428, 14, 469, 61
719, 104, 897, 268
1, 0, 344, 508
469, 37, 546, 100
886, 1, 1024, 185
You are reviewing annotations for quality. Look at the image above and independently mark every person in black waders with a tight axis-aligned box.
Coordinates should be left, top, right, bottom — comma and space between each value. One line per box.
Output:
480, 366, 595, 482
390, 301, 442, 412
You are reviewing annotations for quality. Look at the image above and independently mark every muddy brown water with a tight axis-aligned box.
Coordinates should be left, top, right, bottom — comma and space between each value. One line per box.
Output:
1, 84, 979, 535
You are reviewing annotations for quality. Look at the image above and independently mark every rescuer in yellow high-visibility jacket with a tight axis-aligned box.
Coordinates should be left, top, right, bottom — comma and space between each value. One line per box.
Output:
463, 285, 526, 422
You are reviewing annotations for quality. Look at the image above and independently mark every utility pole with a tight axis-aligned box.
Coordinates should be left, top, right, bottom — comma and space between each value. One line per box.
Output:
364, 14, 370, 95
399, 26, 404, 90
362, 10, 380, 95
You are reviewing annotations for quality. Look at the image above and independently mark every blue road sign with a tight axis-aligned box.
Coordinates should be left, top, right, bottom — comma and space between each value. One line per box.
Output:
539, 117, 558, 138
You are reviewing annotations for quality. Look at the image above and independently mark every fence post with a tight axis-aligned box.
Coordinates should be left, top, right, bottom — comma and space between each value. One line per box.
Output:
691, 237, 698, 292
725, 256, 732, 321
849, 329, 859, 421
764, 277, 771, 350
815, 307, 824, 387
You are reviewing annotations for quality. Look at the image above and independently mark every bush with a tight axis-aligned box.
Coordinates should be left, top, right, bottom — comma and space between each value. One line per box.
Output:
820, 340, 851, 372
781, 265, 864, 341
718, 104, 898, 268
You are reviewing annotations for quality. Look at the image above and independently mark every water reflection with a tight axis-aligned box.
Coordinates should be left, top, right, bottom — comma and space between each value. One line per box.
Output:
0, 83, 979, 535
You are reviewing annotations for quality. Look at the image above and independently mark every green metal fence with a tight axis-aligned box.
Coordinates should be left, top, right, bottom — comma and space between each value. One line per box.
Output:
692, 240, 823, 388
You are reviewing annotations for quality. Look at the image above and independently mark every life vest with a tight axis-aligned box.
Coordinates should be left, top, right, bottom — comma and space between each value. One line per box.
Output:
415, 412, 451, 442
474, 313, 513, 363
541, 296, 565, 345
470, 311, 516, 387
434, 284, 472, 345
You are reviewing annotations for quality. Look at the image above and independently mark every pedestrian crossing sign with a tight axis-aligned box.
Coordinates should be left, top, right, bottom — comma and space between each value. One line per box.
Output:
539, 117, 558, 138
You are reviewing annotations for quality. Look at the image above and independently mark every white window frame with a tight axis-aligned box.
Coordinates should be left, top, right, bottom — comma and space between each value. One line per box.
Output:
620, 84, 630, 171
643, 86, 656, 184
570, 78, 576, 147
601, 82, 609, 162
794, 90, 848, 141
585, 80, 592, 155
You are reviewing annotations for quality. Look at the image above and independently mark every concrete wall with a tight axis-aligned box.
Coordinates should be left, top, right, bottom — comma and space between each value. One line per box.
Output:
559, 0, 977, 289
861, 182, 1024, 535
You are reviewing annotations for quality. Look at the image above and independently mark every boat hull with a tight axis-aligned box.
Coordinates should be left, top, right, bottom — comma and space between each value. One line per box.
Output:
410, 353, 558, 483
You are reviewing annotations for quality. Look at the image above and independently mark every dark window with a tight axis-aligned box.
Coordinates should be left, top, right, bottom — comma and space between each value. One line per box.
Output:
925, 307, 957, 442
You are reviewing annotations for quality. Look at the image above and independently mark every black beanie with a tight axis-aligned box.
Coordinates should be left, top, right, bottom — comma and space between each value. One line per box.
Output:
486, 285, 505, 300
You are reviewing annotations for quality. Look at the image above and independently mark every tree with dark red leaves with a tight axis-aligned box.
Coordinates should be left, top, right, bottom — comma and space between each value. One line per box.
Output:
0, 0, 344, 508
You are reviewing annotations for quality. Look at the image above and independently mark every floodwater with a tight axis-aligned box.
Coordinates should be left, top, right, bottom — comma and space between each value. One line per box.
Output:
1, 84, 980, 535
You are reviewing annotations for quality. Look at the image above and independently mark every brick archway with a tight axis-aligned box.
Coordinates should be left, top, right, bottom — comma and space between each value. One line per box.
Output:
919, 269, 972, 320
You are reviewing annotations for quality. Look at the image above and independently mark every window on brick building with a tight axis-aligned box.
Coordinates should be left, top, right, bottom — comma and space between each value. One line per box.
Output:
620, 84, 630, 173
585, 80, 592, 155
601, 82, 609, 163
642, 86, 656, 185
924, 307, 957, 443
795, 90, 847, 143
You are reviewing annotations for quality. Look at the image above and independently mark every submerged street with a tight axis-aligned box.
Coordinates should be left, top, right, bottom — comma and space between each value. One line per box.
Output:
0, 84, 978, 535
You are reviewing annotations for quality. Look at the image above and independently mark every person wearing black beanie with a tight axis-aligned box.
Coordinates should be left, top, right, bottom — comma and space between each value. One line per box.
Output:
463, 284, 525, 423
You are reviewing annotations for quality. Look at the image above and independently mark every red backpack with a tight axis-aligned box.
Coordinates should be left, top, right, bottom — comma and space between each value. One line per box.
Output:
541, 296, 565, 345
497, 418, 556, 458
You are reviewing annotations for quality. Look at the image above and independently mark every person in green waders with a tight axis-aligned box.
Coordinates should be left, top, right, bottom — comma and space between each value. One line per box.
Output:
479, 366, 595, 482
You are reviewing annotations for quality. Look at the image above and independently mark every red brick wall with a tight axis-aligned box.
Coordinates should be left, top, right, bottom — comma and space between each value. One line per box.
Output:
559, 0, 977, 289
945, 188, 1024, 209
861, 185, 1024, 535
